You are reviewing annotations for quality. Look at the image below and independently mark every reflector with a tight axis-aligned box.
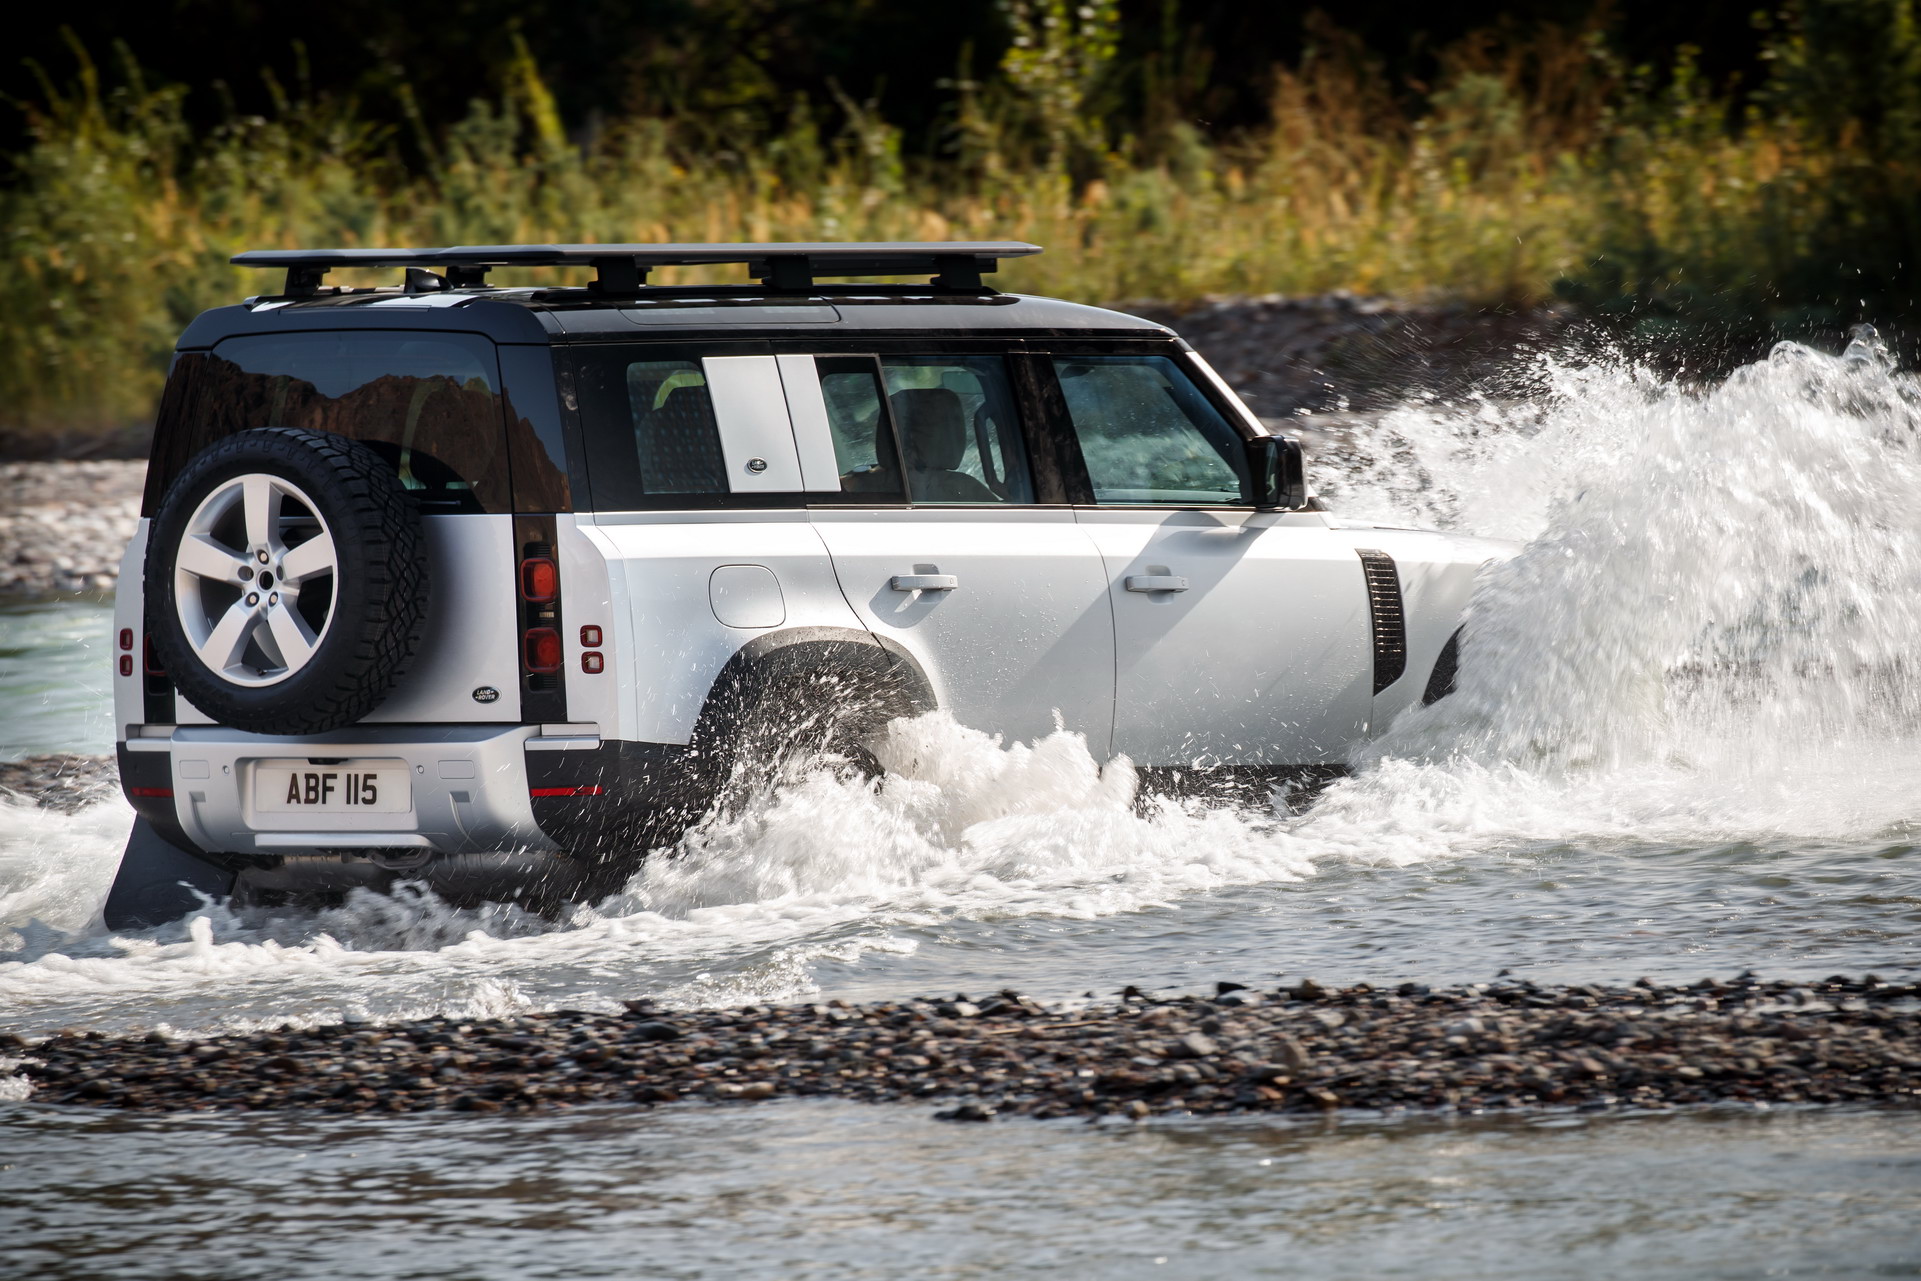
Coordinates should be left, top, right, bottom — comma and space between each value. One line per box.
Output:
523, 627, 563, 674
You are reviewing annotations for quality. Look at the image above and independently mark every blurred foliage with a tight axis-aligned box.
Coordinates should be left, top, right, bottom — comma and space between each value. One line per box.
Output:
0, 0, 1917, 448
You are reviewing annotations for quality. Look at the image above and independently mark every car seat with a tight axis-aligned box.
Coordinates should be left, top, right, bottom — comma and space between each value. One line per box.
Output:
890, 387, 998, 503
640, 382, 727, 493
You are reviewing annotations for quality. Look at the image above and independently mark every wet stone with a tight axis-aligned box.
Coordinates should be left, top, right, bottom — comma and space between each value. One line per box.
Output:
630, 1022, 681, 1042
9, 975, 1920, 1123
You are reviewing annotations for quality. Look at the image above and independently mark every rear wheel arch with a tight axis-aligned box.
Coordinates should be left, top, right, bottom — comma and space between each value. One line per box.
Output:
688, 627, 934, 803
692, 626, 936, 750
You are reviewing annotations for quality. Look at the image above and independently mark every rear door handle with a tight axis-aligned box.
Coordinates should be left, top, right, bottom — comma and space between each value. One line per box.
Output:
1124, 574, 1189, 593
891, 574, 959, 592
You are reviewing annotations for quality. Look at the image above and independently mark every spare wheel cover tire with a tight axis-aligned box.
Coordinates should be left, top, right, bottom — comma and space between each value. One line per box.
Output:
145, 427, 431, 735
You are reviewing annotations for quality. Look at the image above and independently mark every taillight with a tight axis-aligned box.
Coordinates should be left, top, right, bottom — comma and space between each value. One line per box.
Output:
143, 635, 166, 676
523, 627, 563, 674
519, 557, 559, 602
516, 526, 565, 714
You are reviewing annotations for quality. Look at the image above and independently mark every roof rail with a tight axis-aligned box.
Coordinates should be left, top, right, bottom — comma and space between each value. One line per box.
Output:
230, 241, 1044, 299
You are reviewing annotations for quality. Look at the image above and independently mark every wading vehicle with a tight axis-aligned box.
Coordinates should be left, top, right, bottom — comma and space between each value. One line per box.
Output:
105, 241, 1504, 928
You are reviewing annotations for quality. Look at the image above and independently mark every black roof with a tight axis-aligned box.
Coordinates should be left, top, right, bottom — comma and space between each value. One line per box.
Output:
175, 291, 1173, 348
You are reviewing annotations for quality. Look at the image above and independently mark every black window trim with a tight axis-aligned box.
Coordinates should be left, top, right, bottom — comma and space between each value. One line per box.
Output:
560, 333, 1252, 515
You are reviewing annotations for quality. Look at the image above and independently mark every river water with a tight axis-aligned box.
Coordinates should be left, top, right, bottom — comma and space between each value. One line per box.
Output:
2, 333, 1919, 1277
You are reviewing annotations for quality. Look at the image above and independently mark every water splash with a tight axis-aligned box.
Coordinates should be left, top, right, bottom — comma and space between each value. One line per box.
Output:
1376, 326, 1921, 772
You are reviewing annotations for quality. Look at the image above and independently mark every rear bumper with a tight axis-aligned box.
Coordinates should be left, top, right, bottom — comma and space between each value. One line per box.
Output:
122, 724, 558, 857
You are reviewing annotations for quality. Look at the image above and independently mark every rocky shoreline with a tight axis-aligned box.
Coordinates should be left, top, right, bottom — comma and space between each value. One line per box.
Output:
0, 753, 119, 812
0, 460, 143, 597
11, 975, 1917, 1121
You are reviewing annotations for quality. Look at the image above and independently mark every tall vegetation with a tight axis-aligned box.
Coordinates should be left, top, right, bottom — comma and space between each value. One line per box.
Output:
2, 0, 1917, 448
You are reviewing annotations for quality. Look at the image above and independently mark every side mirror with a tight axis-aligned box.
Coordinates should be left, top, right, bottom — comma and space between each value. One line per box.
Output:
1246, 435, 1307, 510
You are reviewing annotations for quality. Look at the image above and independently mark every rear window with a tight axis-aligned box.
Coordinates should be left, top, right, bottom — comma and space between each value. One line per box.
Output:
157, 332, 510, 513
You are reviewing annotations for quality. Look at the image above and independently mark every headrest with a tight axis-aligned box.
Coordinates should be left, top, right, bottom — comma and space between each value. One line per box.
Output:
892, 387, 967, 471
657, 383, 714, 422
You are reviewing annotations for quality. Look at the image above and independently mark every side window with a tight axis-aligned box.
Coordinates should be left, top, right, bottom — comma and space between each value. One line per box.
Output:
574, 353, 728, 508
1051, 355, 1250, 506
816, 357, 905, 496
189, 333, 508, 512
879, 358, 1035, 505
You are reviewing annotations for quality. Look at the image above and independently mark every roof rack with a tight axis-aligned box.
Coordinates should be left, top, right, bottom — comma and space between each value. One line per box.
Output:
230, 241, 1043, 299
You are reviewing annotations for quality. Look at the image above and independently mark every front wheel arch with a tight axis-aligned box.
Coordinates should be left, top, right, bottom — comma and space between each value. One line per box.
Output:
1421, 627, 1463, 706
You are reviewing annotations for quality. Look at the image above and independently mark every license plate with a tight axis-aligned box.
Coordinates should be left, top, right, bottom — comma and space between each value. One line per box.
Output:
253, 761, 412, 815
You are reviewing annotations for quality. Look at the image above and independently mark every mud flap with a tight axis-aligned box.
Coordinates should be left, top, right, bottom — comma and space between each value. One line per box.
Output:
102, 818, 237, 930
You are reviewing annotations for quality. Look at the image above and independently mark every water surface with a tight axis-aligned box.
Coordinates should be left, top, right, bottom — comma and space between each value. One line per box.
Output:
3, 1100, 1916, 1280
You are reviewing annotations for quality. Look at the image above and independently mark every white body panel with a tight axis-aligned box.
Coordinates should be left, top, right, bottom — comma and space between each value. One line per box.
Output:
558, 511, 620, 732
365, 515, 522, 723
1325, 523, 1512, 729
139, 724, 555, 855
774, 354, 845, 490
809, 508, 1116, 749
112, 522, 151, 737
579, 510, 864, 745
1077, 509, 1374, 765
704, 355, 805, 492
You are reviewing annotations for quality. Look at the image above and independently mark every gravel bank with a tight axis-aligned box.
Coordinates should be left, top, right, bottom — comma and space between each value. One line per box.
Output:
12, 975, 1917, 1120
0, 754, 119, 812
1130, 294, 1574, 421
0, 461, 143, 597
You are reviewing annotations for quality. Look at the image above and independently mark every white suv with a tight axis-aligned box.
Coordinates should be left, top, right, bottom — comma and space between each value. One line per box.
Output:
105, 241, 1508, 928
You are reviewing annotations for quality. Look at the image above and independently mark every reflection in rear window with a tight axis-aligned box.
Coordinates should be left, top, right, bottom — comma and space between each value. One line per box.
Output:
184, 333, 509, 512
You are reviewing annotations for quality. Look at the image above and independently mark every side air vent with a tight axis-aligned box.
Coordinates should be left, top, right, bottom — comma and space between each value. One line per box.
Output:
1356, 549, 1406, 695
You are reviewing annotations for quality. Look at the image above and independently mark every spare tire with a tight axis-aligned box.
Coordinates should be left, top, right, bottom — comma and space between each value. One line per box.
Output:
145, 427, 430, 734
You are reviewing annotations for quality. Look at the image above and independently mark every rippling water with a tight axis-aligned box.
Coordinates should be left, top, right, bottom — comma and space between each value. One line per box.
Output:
2, 332, 1919, 1276
5, 1101, 1919, 1280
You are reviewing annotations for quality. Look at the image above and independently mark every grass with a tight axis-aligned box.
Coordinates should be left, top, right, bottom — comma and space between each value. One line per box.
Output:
1, 14, 1915, 452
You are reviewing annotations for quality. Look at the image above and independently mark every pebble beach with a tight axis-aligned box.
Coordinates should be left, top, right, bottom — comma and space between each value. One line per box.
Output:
0, 460, 143, 597
10, 976, 1917, 1121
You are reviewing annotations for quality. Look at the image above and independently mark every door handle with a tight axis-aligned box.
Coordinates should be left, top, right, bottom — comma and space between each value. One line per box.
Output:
891, 574, 959, 592
1124, 574, 1189, 593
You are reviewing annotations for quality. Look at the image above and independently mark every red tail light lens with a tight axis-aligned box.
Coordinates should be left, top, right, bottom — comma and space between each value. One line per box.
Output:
523, 627, 563, 674
119, 628, 134, 651
119, 655, 134, 677
520, 557, 559, 602
143, 635, 165, 676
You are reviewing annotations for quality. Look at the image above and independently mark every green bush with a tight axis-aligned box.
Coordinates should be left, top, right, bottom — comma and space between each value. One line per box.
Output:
1, 2, 1914, 450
